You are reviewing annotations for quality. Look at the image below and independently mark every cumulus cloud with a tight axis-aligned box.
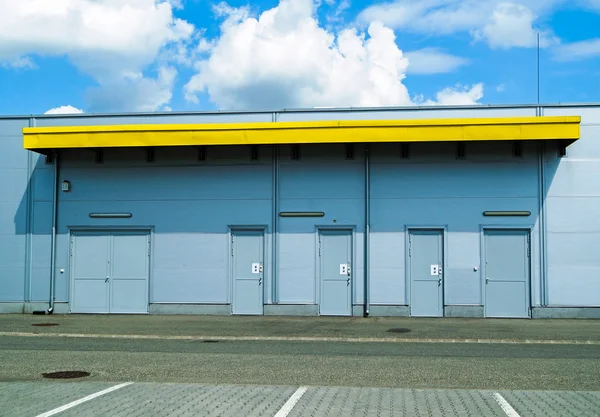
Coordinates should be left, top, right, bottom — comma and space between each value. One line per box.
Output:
472, 3, 558, 49
186, 0, 482, 110
0, 0, 194, 111
86, 67, 177, 112
44, 105, 84, 115
405, 48, 469, 74
358, 0, 558, 49
417, 84, 484, 106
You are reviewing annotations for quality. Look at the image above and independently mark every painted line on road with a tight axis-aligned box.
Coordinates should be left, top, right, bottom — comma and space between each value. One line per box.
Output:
274, 386, 308, 417
35, 382, 134, 417
492, 393, 521, 417
1, 331, 598, 345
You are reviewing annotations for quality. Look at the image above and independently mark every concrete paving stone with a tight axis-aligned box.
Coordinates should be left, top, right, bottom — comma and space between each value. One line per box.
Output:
0, 381, 114, 417
288, 387, 507, 417
501, 390, 600, 417
56, 383, 296, 417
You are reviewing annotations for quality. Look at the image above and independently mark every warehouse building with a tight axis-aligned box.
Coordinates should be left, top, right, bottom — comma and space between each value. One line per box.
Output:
0, 104, 599, 318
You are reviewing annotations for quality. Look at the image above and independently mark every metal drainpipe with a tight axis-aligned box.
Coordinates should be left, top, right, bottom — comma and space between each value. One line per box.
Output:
364, 145, 370, 317
47, 151, 59, 314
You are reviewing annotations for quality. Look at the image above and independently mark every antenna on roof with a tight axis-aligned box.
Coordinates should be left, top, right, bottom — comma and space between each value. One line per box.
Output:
537, 32, 540, 105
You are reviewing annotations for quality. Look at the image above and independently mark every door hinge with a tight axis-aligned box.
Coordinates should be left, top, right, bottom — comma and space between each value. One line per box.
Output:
318, 235, 321, 257
231, 236, 234, 256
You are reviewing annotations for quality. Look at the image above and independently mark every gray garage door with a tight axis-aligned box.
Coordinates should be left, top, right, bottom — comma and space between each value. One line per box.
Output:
231, 230, 264, 315
409, 229, 444, 317
484, 229, 530, 318
70, 231, 150, 314
319, 230, 352, 316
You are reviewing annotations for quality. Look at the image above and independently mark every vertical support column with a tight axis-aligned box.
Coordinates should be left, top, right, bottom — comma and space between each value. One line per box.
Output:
24, 117, 35, 303
537, 105, 549, 306
271, 112, 279, 304
48, 149, 59, 314
364, 144, 370, 317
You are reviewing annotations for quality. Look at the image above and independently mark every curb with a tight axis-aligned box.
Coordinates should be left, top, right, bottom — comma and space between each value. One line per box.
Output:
1, 331, 599, 345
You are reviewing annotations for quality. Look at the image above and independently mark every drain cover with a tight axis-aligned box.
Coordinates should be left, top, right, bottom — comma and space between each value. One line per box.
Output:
387, 328, 411, 334
32, 323, 59, 327
202, 340, 219, 343
42, 371, 90, 379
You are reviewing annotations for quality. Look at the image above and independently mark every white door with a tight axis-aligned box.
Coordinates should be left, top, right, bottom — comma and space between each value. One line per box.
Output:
71, 231, 149, 314
231, 230, 264, 315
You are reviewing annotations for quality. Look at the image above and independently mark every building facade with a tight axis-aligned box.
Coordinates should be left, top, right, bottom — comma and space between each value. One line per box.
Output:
1, 104, 598, 318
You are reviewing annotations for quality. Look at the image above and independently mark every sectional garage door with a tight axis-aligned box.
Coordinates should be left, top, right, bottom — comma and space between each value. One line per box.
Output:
70, 231, 150, 314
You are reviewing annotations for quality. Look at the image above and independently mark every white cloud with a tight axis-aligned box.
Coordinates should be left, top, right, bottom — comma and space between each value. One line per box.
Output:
185, 0, 413, 109
0, 56, 36, 69
357, 0, 559, 49
0, 0, 194, 111
553, 38, 600, 61
472, 3, 558, 49
185, 0, 485, 109
418, 83, 484, 106
86, 66, 177, 112
405, 48, 469, 74
44, 105, 84, 114
496, 83, 506, 92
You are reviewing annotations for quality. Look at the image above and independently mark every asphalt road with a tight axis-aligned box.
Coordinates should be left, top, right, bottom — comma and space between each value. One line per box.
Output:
1, 336, 599, 391
2, 314, 599, 341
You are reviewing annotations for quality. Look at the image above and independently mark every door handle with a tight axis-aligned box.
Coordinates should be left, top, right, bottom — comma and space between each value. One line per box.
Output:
485, 277, 489, 285
105, 277, 109, 283
438, 278, 442, 286
347, 277, 350, 285
258, 278, 262, 286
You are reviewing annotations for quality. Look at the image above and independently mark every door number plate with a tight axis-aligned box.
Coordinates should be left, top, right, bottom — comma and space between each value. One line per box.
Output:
252, 263, 262, 274
340, 264, 348, 275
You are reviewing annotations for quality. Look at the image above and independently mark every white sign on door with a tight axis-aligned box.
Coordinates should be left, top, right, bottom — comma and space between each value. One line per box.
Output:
252, 263, 260, 274
430, 265, 439, 276
340, 264, 348, 275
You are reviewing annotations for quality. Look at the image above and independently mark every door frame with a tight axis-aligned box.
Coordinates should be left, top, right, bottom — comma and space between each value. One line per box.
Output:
480, 226, 533, 318
315, 225, 355, 314
228, 225, 267, 315
68, 226, 153, 314
405, 225, 448, 317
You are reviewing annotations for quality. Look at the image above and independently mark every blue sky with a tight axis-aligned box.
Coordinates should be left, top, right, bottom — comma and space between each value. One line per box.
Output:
1, 0, 600, 115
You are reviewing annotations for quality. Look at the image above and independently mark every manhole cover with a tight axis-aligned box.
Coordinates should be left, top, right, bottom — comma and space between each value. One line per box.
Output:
42, 371, 90, 379
386, 328, 411, 334
202, 340, 219, 343
32, 323, 59, 327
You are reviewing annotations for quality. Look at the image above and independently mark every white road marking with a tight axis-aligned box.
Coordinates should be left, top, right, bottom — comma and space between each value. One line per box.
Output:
35, 382, 134, 417
2, 331, 598, 345
493, 393, 521, 417
274, 386, 308, 417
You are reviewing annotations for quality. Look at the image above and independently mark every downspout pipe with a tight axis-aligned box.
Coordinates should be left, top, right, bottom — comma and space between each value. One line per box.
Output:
48, 150, 59, 314
364, 144, 370, 317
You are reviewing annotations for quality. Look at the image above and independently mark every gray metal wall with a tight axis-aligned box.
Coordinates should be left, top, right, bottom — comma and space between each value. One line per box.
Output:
0, 104, 598, 313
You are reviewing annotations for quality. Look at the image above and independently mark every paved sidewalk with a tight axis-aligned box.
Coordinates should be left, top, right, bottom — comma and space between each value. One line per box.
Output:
2, 382, 599, 417
0, 314, 598, 343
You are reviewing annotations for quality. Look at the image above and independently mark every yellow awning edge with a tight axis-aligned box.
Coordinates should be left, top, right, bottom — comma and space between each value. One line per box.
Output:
23, 116, 581, 151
